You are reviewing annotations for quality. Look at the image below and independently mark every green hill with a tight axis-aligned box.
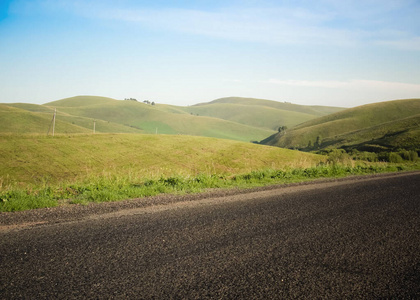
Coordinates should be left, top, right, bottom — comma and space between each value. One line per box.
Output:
205, 97, 344, 115
261, 98, 420, 152
1, 95, 344, 142
46, 95, 117, 107
185, 97, 344, 130
0, 134, 324, 186
0, 104, 91, 134
43, 96, 275, 142
0, 103, 143, 134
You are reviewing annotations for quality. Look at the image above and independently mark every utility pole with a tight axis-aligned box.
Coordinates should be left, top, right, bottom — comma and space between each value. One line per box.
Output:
93, 121, 96, 134
52, 108, 56, 136
48, 108, 57, 136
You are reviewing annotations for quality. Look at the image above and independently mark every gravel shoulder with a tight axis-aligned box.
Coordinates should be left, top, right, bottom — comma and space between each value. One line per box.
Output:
1, 171, 419, 233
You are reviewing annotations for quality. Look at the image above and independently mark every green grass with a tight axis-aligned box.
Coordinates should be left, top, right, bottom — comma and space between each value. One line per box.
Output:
0, 133, 324, 186
176, 103, 320, 130
262, 98, 420, 151
1, 161, 418, 212
206, 97, 344, 116
0, 104, 91, 134
0, 133, 325, 211
2, 95, 346, 142
1, 133, 418, 212
0, 103, 144, 134
46, 95, 118, 107
42, 96, 276, 142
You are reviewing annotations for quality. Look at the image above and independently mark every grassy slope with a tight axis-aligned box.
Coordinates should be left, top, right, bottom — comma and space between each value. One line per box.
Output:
0, 134, 325, 186
204, 97, 344, 116
175, 103, 318, 130
262, 98, 420, 150
2, 95, 346, 142
46, 95, 118, 107
0, 103, 143, 134
0, 104, 91, 134
181, 97, 344, 130
44, 97, 275, 142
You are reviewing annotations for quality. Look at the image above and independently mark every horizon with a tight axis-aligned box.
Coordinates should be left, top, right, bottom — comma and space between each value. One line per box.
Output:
1, 0, 420, 108
31, 94, 420, 110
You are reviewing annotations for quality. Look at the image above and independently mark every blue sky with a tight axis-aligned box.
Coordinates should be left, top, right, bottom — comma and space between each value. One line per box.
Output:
1, 0, 419, 107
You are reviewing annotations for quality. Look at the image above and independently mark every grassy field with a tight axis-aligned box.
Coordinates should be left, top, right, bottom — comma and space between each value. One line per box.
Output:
261, 98, 420, 151
2, 97, 418, 212
0, 133, 327, 211
0, 133, 324, 186
1, 133, 418, 212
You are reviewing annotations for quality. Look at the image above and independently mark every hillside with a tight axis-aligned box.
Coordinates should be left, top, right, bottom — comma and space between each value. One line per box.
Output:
0, 134, 325, 186
0, 103, 143, 134
43, 96, 275, 142
186, 97, 344, 130
1, 95, 344, 142
0, 104, 91, 134
261, 98, 420, 152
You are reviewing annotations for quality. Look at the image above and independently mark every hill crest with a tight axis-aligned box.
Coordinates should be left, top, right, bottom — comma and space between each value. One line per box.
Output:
260, 98, 420, 152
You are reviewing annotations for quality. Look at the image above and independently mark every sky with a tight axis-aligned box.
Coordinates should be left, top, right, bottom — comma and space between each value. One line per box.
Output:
1, 0, 420, 107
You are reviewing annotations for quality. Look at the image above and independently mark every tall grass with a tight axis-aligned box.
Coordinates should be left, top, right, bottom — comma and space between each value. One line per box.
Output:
1, 162, 418, 212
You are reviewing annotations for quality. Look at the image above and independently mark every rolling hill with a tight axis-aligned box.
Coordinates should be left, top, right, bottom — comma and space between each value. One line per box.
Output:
1, 102, 143, 134
43, 96, 275, 142
184, 97, 344, 130
0, 104, 91, 134
0, 134, 325, 186
1, 95, 344, 142
261, 98, 420, 152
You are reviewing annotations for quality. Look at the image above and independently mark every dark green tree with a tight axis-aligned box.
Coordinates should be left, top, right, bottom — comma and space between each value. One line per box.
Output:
314, 136, 321, 149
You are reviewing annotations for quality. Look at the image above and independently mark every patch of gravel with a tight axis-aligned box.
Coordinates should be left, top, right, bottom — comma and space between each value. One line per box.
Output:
1, 171, 418, 231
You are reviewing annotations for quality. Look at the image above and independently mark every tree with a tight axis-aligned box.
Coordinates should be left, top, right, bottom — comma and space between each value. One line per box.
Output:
307, 140, 312, 149
278, 126, 288, 133
314, 136, 321, 149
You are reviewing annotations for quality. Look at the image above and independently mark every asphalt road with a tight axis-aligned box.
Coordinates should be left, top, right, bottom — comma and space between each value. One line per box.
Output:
1, 172, 420, 299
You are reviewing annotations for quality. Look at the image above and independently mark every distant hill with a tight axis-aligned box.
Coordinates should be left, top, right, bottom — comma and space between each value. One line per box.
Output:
187, 97, 344, 130
260, 98, 420, 152
42, 96, 275, 142
1, 102, 142, 134
0, 104, 91, 134
1, 95, 344, 142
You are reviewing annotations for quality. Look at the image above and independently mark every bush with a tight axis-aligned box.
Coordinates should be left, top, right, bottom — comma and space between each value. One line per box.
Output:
353, 151, 378, 162
400, 150, 419, 162
326, 149, 352, 165
388, 152, 404, 163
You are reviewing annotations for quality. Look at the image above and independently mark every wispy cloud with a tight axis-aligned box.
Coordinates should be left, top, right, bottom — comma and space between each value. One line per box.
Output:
13, 0, 419, 49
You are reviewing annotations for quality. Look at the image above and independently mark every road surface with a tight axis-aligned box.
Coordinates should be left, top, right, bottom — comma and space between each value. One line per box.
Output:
1, 172, 420, 299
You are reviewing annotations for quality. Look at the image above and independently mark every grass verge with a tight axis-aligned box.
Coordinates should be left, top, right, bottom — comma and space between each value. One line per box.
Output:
1, 162, 418, 212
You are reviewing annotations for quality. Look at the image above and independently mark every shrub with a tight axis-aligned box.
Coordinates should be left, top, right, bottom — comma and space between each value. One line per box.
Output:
400, 150, 419, 161
326, 149, 352, 165
388, 152, 403, 163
